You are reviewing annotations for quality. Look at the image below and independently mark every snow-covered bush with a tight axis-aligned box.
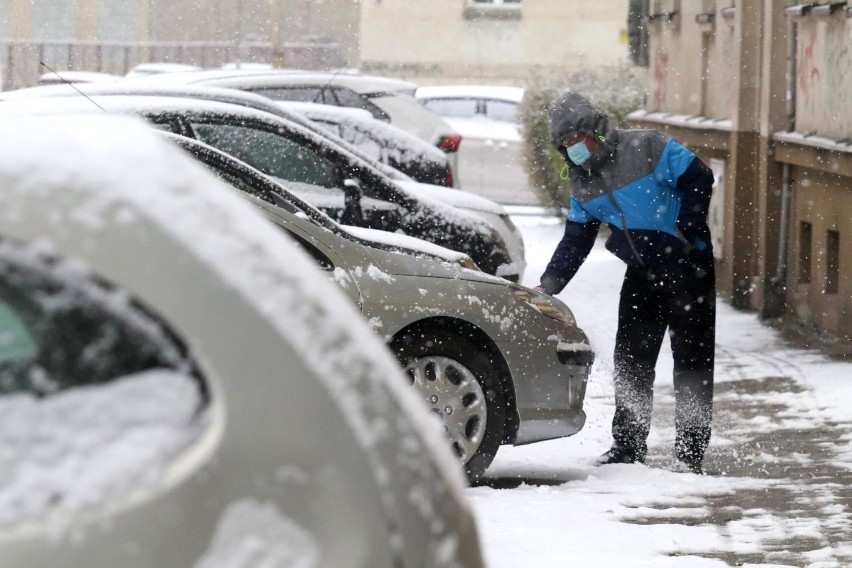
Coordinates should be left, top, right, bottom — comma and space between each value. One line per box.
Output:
520, 64, 647, 212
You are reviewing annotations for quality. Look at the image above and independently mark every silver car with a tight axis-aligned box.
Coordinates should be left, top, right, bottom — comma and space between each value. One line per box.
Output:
0, 114, 484, 567
172, 133, 594, 481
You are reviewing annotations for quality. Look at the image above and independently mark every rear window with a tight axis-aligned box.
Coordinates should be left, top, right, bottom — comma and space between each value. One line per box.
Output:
422, 98, 478, 119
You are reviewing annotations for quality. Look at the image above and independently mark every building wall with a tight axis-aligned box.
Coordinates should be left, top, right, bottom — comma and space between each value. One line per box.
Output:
360, 0, 630, 84
790, 172, 852, 340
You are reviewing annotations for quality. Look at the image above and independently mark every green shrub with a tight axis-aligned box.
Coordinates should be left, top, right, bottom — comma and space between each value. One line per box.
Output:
519, 65, 646, 213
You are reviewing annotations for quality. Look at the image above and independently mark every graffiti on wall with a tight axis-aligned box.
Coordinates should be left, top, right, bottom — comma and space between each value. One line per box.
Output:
797, 27, 822, 110
825, 23, 852, 138
652, 49, 669, 109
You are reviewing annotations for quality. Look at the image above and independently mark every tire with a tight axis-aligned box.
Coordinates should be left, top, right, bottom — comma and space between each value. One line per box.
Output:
391, 329, 506, 482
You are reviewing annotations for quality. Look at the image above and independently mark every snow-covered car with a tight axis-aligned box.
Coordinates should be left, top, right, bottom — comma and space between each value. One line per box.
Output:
416, 85, 530, 204
143, 70, 463, 158
279, 101, 457, 187
169, 132, 594, 481
0, 95, 515, 279
0, 82, 526, 280
0, 114, 484, 568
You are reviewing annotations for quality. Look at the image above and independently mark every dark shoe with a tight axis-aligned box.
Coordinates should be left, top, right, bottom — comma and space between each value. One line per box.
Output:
596, 446, 644, 465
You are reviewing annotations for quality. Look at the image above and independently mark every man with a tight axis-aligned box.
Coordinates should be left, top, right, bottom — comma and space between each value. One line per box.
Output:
535, 92, 715, 474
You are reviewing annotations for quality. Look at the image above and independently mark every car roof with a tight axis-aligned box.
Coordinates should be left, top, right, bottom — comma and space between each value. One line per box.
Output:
180, 71, 419, 96
416, 85, 525, 103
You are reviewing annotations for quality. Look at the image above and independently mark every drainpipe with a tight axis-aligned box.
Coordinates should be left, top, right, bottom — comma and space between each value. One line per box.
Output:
772, 10, 797, 288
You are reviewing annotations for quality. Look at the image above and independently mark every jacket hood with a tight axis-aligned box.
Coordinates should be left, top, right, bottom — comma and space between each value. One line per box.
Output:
547, 92, 610, 149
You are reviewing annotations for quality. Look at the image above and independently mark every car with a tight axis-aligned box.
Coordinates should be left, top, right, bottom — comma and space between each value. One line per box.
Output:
166, 131, 594, 481
135, 70, 463, 159
280, 101, 457, 187
0, 114, 484, 567
0, 94, 518, 279
416, 85, 532, 205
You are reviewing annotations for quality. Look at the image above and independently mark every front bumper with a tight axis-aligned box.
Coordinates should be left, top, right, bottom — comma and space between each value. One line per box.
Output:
500, 337, 594, 446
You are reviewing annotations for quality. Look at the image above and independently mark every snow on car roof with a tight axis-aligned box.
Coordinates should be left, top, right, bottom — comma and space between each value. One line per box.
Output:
0, 114, 469, 525
416, 85, 525, 103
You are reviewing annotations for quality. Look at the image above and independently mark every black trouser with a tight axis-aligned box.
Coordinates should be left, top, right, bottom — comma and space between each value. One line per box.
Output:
612, 256, 715, 465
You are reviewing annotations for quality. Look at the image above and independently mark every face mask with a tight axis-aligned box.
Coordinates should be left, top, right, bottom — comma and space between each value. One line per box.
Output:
566, 140, 591, 166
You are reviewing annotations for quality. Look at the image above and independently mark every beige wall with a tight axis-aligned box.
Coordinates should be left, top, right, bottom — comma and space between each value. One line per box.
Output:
794, 17, 852, 139
360, 0, 629, 83
790, 173, 852, 340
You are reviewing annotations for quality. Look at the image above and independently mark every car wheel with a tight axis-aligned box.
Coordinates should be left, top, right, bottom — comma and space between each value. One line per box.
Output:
392, 330, 506, 482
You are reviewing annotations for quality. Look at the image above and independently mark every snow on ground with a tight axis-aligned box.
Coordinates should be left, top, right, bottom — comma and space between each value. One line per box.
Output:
469, 214, 852, 568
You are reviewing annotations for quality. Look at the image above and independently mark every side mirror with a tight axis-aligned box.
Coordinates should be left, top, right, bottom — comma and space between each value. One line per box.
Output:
341, 178, 365, 226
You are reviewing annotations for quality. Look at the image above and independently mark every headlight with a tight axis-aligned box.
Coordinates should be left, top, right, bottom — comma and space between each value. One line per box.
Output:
508, 283, 576, 325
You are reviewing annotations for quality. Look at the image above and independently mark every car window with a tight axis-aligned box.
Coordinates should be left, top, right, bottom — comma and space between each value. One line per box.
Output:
248, 86, 329, 103
484, 99, 518, 123
190, 122, 341, 188
0, 238, 207, 526
331, 88, 390, 121
0, 243, 201, 395
315, 120, 384, 162
422, 98, 478, 119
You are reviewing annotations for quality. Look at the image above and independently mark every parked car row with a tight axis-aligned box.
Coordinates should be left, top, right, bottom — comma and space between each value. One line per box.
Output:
0, 71, 592, 566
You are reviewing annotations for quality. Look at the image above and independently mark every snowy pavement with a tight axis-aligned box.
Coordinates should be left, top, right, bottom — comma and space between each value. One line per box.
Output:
468, 214, 852, 568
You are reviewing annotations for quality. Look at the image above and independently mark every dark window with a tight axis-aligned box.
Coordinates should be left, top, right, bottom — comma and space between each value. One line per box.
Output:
191, 122, 340, 188
799, 221, 812, 284
826, 230, 840, 294
0, 241, 202, 397
248, 86, 327, 103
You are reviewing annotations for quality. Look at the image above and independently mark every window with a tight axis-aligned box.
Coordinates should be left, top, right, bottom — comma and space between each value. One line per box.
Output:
484, 99, 519, 123
799, 221, 812, 284
191, 122, 341, 188
422, 98, 479, 119
0, 239, 206, 526
826, 230, 840, 294
249, 86, 390, 121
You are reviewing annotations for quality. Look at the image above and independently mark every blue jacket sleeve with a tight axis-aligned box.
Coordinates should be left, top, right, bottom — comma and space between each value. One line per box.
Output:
539, 218, 600, 295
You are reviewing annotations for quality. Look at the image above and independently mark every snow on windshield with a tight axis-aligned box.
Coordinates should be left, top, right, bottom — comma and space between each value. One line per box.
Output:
0, 369, 203, 528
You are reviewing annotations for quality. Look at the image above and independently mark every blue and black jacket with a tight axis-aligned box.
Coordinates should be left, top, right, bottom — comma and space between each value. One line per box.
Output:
540, 93, 714, 295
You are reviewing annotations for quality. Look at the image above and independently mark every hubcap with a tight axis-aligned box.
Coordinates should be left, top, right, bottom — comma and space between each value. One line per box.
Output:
404, 355, 487, 462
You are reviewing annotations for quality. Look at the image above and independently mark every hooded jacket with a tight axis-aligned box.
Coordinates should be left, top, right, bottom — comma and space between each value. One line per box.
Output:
540, 92, 714, 295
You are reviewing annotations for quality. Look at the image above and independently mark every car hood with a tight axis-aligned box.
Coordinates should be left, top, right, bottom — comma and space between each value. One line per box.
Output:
395, 180, 507, 215
361, 241, 508, 285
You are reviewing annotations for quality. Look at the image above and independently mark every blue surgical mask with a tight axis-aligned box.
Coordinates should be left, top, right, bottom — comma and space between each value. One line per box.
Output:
566, 140, 591, 166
